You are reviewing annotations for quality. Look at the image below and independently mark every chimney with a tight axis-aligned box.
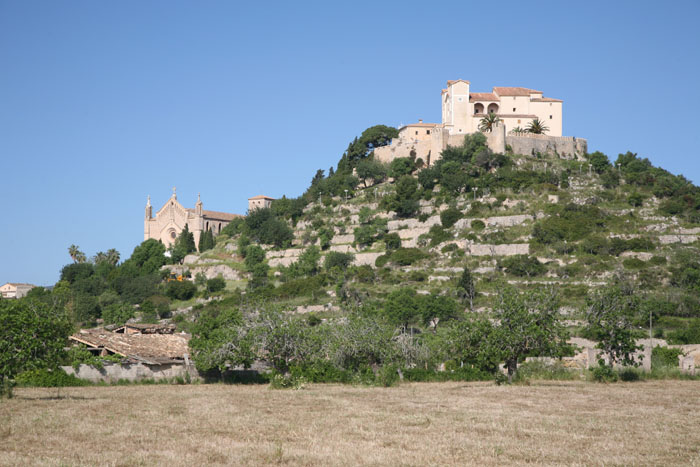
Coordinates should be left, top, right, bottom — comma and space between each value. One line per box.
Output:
418, 119, 423, 124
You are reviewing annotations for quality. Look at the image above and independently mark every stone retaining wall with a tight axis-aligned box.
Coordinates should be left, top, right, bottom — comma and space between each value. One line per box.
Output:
63, 362, 196, 383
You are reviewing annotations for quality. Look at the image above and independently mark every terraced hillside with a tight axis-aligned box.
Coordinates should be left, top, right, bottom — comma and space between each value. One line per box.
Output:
172, 145, 700, 337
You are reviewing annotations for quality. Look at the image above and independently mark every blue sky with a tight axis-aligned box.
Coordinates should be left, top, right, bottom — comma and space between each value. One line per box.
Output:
1, 1, 699, 286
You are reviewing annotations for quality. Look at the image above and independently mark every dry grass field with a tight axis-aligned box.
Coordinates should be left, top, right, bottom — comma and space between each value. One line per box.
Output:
1, 381, 700, 466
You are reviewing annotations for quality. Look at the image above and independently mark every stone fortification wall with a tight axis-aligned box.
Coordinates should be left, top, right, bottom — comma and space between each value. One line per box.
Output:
375, 123, 586, 165
506, 133, 587, 159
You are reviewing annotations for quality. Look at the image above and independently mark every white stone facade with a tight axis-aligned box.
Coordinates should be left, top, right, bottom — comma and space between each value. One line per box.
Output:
144, 189, 242, 249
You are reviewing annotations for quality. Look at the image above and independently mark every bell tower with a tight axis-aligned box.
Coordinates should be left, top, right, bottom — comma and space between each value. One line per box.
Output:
144, 195, 152, 240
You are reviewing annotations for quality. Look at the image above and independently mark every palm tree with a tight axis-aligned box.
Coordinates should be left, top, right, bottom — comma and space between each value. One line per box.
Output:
526, 118, 549, 135
106, 248, 120, 266
68, 245, 82, 263
478, 113, 501, 133
511, 126, 525, 135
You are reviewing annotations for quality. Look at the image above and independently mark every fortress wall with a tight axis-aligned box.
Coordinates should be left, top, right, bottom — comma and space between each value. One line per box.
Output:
506, 134, 587, 159
376, 128, 586, 167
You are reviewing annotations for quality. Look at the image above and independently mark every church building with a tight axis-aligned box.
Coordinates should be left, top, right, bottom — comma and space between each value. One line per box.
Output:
144, 189, 242, 249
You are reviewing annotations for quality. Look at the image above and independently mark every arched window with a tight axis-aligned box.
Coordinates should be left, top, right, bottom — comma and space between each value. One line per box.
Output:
487, 103, 499, 114
474, 103, 484, 114
218, 223, 222, 233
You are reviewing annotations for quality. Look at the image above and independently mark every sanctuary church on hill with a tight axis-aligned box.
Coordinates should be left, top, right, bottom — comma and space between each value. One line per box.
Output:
144, 189, 277, 250
144, 188, 243, 249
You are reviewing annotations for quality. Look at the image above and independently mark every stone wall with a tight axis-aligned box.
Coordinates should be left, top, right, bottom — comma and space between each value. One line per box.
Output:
375, 124, 587, 166
63, 362, 197, 382
506, 133, 587, 159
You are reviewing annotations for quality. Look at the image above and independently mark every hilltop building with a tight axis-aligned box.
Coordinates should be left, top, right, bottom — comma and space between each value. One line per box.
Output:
0, 282, 35, 299
144, 188, 242, 249
248, 195, 275, 212
442, 79, 562, 136
375, 79, 585, 165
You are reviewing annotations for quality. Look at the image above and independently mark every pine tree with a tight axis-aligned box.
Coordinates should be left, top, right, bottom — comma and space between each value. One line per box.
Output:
198, 229, 206, 252
458, 267, 476, 311
204, 227, 215, 251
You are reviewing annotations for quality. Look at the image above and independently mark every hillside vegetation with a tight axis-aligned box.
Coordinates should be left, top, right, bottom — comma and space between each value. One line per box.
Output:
11, 126, 700, 386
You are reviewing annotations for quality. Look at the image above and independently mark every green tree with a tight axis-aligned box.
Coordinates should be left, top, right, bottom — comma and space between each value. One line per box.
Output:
356, 158, 387, 188
526, 118, 549, 134
171, 224, 196, 263
388, 157, 415, 178
386, 175, 419, 218
457, 267, 476, 311
588, 151, 611, 174
384, 287, 421, 329
420, 293, 458, 330
68, 244, 86, 264
585, 284, 643, 368
0, 299, 72, 396
121, 239, 166, 275
489, 287, 570, 383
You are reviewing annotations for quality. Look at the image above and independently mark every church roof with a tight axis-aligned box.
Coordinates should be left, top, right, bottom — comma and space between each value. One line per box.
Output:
493, 87, 542, 96
446, 79, 470, 86
185, 208, 242, 221
470, 93, 500, 102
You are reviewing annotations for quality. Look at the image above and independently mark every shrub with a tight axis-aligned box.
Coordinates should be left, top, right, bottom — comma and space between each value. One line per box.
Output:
628, 192, 645, 207
376, 364, 400, 387
499, 255, 546, 277
165, 280, 197, 301
618, 368, 641, 382
269, 373, 307, 390
244, 245, 266, 269
666, 320, 700, 344
375, 254, 390, 268
324, 252, 354, 271
102, 304, 134, 326
206, 277, 226, 293
428, 225, 452, 246
622, 257, 647, 269
384, 232, 401, 250
440, 207, 462, 228
471, 219, 485, 231
353, 265, 375, 283
652, 346, 684, 367
388, 248, 429, 266
591, 363, 618, 383
441, 243, 458, 253
15, 368, 89, 388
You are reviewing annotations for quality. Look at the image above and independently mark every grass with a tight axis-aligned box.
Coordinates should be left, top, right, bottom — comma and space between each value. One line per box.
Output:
2, 381, 699, 465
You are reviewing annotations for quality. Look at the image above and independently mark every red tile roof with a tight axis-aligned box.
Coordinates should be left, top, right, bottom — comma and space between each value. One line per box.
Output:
493, 87, 542, 96
248, 195, 276, 200
469, 93, 500, 102
402, 122, 439, 128
531, 97, 563, 102
447, 79, 470, 86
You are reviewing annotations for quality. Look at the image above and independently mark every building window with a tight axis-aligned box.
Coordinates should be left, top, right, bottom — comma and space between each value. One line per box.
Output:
549, 115, 552, 119
415, 131, 418, 135
458, 97, 462, 101
518, 119, 521, 123
426, 130, 430, 135
513, 108, 516, 112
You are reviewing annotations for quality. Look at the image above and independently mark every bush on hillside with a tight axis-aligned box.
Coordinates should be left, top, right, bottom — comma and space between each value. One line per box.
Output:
440, 207, 462, 228
499, 255, 547, 277
165, 280, 197, 301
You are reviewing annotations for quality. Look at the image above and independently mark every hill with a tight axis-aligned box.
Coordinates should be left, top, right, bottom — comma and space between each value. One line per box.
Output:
26, 126, 700, 383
